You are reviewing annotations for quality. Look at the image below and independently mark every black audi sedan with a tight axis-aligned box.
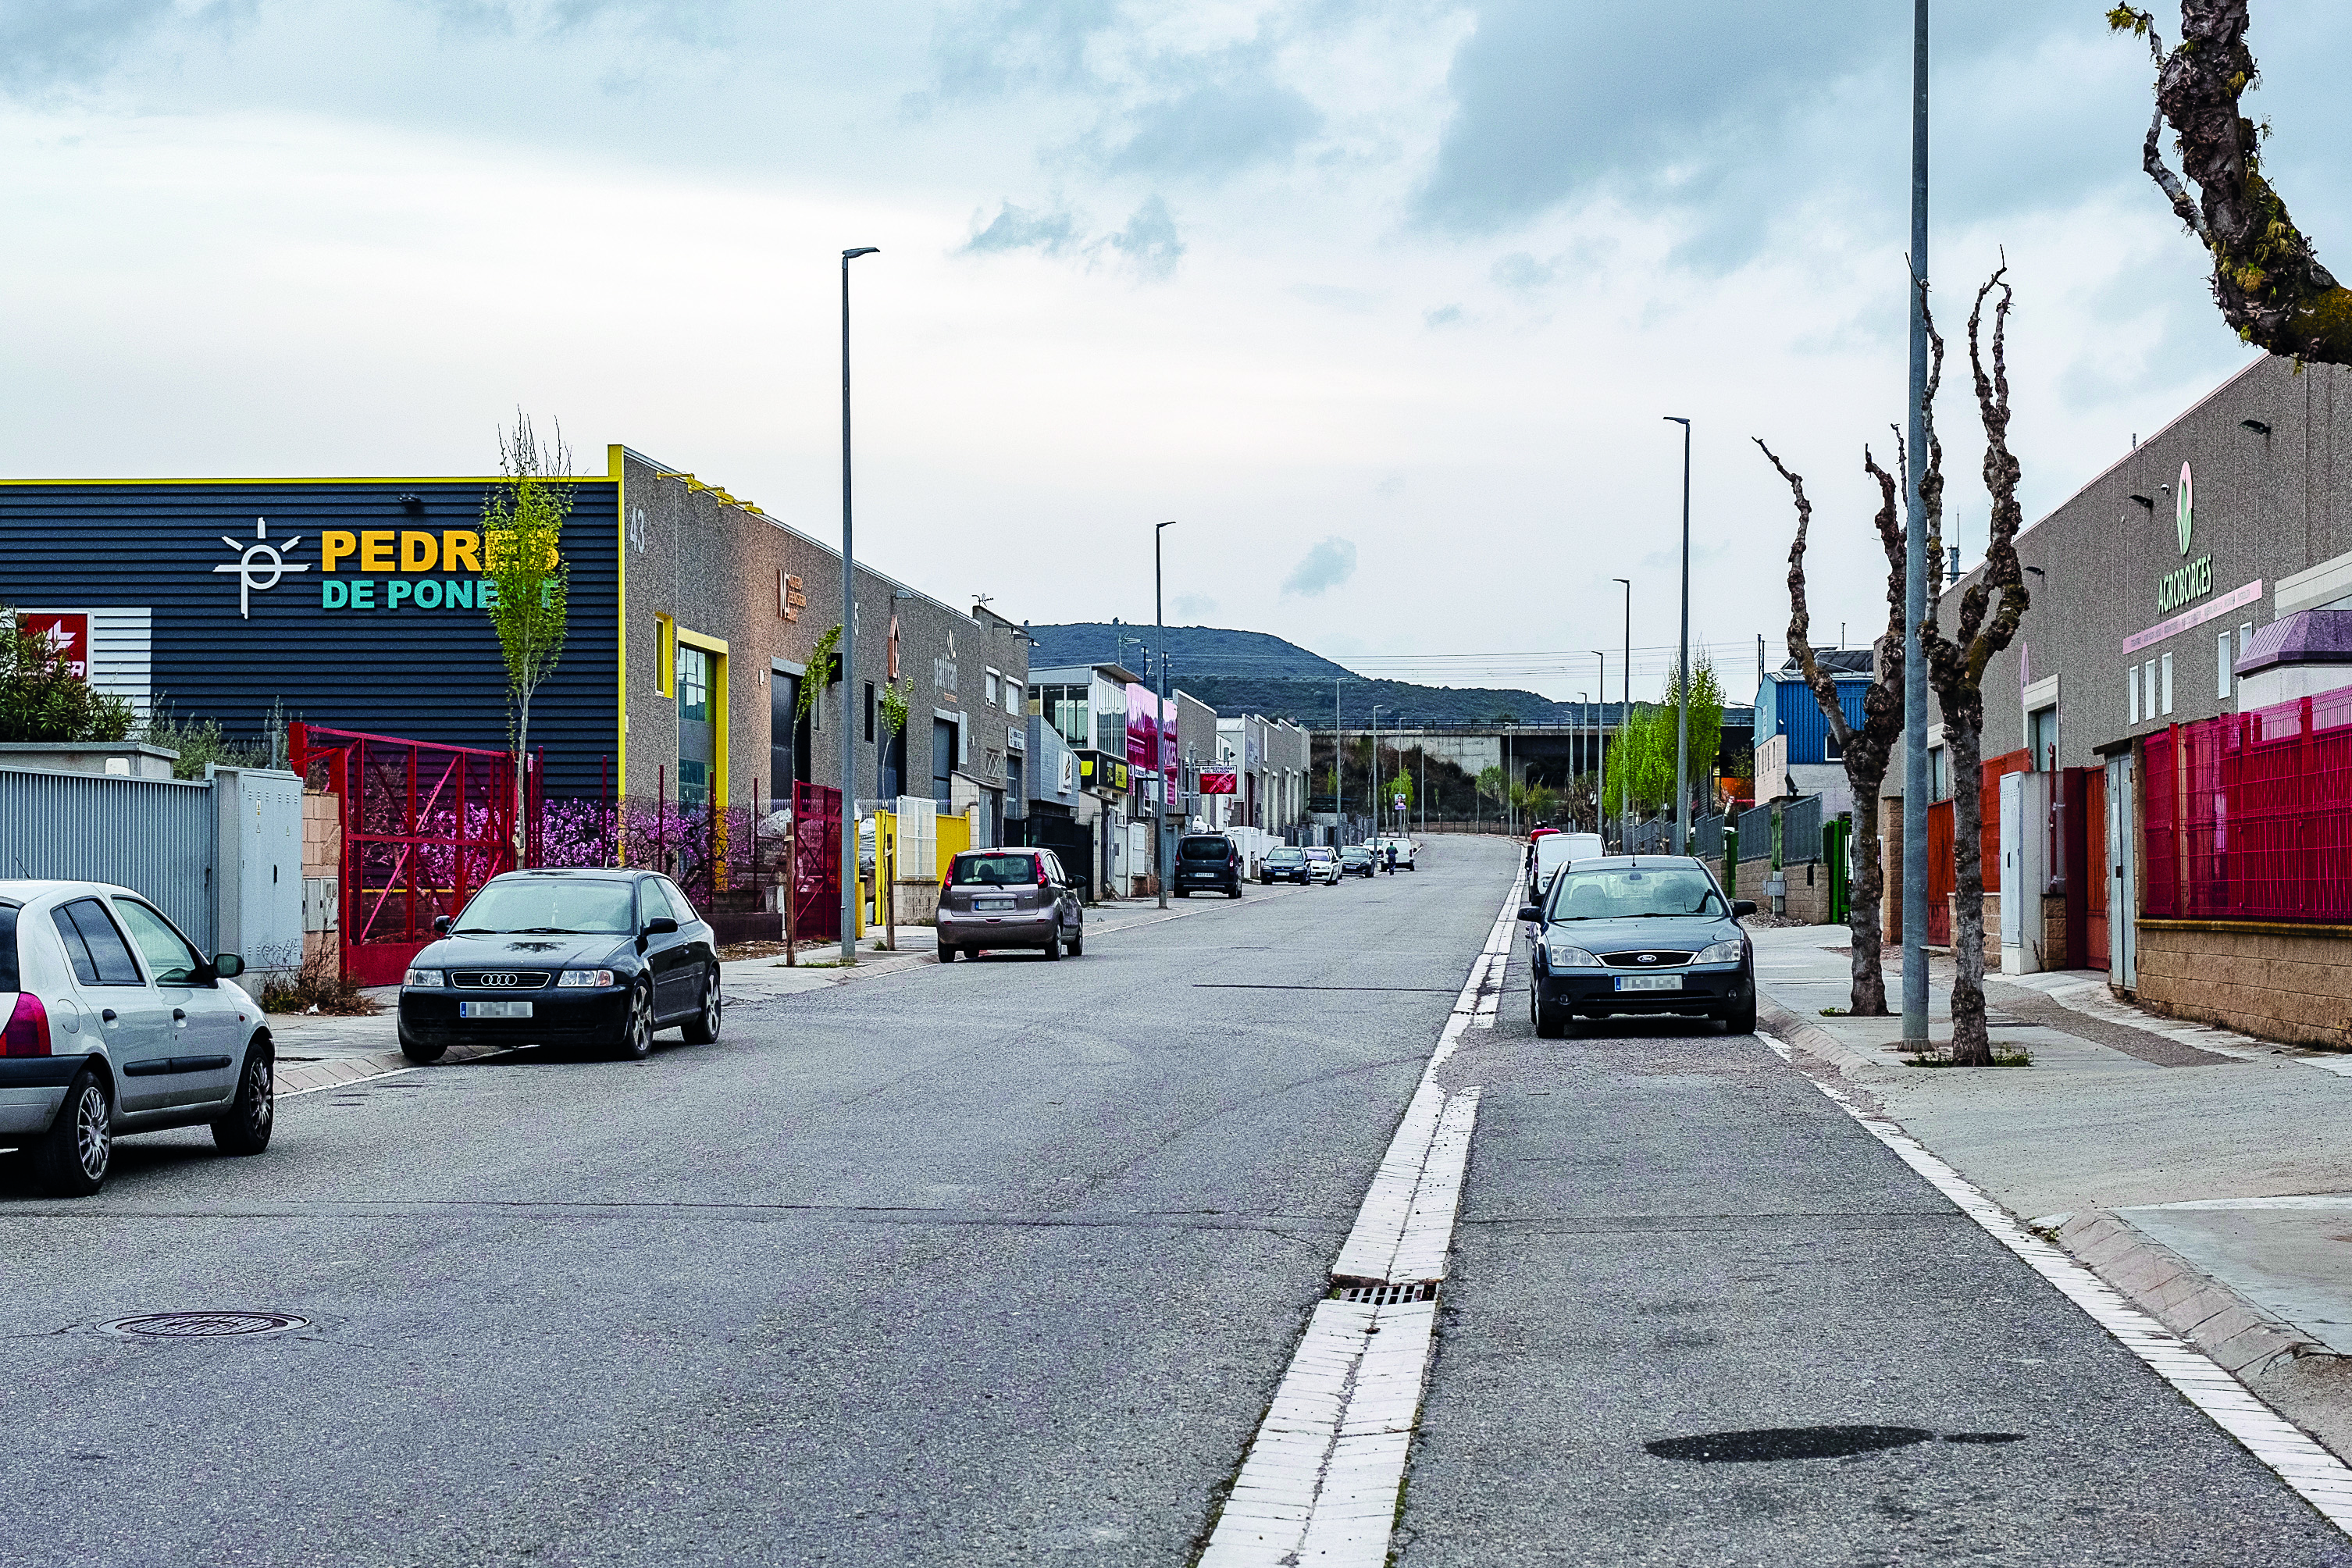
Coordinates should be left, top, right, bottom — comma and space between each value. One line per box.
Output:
1522, 855, 1758, 1037
396, 869, 720, 1063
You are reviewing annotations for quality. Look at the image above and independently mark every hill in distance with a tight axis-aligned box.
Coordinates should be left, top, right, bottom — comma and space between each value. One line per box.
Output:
1025, 622, 1571, 729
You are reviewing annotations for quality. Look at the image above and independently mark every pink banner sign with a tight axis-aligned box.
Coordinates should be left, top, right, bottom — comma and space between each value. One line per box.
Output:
2122, 578, 2262, 656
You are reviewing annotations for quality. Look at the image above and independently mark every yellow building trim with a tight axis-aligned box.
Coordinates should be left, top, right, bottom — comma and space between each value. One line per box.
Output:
654, 615, 675, 698
613, 444, 629, 795
677, 627, 730, 816
0, 449, 629, 487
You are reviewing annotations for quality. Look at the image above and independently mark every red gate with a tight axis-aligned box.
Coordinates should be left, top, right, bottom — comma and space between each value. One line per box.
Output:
790, 782, 842, 943
290, 723, 529, 985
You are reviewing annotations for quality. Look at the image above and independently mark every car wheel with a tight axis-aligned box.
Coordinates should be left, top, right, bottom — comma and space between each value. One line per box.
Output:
1067, 932, 1083, 957
210, 1040, 275, 1156
939, 944, 958, 963
1043, 928, 1064, 960
1724, 997, 1758, 1035
1532, 988, 1567, 1039
681, 965, 722, 1045
398, 1027, 447, 1064
617, 981, 655, 1060
36, 1067, 111, 1197
1176, 889, 1189, 898
1228, 886, 1241, 899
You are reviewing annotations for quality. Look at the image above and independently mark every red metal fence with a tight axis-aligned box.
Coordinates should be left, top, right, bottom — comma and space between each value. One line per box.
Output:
789, 782, 842, 943
291, 723, 528, 985
2144, 685, 2352, 923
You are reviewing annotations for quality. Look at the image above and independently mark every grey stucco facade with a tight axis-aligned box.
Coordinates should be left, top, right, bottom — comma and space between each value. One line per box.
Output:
617, 451, 1027, 822
1894, 355, 2352, 790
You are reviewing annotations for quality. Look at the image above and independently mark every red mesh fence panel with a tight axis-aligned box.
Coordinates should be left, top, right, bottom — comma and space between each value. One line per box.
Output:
791, 782, 842, 943
2146, 683, 2352, 923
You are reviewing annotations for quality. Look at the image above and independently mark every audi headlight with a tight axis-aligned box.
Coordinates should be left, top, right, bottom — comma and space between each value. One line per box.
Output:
1695, 939, 1743, 966
1546, 943, 1602, 968
557, 969, 616, 988
402, 968, 444, 989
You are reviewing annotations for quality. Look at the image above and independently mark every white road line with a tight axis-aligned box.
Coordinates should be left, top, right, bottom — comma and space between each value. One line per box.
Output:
1200, 877, 1520, 1568
1759, 1030, 2352, 1535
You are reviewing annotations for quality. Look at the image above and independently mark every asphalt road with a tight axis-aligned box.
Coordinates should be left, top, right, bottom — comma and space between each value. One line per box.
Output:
0, 848, 1497, 1566
2, 836, 2344, 1565
1400, 868, 2352, 1566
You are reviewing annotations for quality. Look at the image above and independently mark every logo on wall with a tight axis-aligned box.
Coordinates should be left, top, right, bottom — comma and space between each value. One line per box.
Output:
2177, 462, 2194, 555
213, 518, 310, 619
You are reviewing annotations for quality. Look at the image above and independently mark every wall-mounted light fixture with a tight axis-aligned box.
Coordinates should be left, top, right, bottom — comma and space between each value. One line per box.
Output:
2129, 494, 2155, 510
2025, 566, 2047, 579
397, 494, 424, 514
2241, 418, 2272, 436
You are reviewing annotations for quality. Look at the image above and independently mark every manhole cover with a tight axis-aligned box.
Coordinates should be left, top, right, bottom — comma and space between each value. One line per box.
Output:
100, 1312, 307, 1339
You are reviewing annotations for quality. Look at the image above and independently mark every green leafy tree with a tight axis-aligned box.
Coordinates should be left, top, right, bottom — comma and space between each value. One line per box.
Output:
798, 624, 841, 722
1386, 767, 1414, 810
481, 412, 573, 836
1475, 763, 1504, 801
0, 612, 133, 743
1663, 654, 1727, 820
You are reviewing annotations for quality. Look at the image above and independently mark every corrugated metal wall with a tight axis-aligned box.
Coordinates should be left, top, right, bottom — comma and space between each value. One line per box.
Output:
1778, 679, 1868, 764
0, 477, 619, 800
0, 767, 217, 947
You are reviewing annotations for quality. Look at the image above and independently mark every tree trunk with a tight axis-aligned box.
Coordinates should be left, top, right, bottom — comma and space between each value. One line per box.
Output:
1947, 722, 1991, 1065
1847, 789, 1888, 1016
515, 689, 533, 865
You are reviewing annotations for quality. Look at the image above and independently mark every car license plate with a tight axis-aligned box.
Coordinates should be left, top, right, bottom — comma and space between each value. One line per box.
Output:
1615, 974, 1682, 992
975, 898, 1014, 911
459, 1000, 533, 1019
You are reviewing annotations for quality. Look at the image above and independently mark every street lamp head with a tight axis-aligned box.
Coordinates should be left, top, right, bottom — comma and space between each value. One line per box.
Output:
843, 246, 880, 262
1663, 415, 1690, 428
1156, 520, 1176, 533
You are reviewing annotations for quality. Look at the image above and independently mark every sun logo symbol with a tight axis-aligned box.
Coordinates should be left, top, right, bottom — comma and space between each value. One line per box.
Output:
212, 518, 311, 619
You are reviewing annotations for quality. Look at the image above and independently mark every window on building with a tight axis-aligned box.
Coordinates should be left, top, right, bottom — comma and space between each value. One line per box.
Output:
654, 615, 675, 697
1037, 684, 1089, 750
864, 682, 875, 743
2219, 630, 2234, 700
1007, 677, 1025, 717
2129, 663, 2140, 725
2161, 651, 2174, 715
2240, 622, 2254, 658
1823, 729, 1842, 762
985, 668, 1001, 707
1928, 746, 1947, 801
676, 643, 709, 723
2028, 705, 2058, 771
2144, 659, 2158, 720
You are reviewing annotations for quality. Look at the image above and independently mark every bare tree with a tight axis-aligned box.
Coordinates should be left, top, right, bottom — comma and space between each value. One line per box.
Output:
1918, 269, 2031, 1067
1754, 415, 1920, 1015
2111, 4, 2352, 364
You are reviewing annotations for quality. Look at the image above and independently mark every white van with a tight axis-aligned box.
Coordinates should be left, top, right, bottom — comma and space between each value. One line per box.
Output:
1528, 832, 1605, 903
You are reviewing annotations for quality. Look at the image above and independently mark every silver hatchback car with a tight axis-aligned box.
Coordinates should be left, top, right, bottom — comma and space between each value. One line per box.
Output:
0, 881, 273, 1196
935, 848, 1085, 961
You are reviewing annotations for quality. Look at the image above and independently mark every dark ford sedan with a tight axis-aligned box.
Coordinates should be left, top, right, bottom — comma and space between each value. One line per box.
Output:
936, 848, 1085, 961
1523, 856, 1757, 1037
397, 869, 720, 1062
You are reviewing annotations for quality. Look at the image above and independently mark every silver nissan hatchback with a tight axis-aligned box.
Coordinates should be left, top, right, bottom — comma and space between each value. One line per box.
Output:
0, 882, 273, 1196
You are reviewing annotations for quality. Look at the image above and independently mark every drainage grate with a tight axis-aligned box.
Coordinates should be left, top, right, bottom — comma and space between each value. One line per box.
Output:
100, 1312, 308, 1340
1331, 1281, 1437, 1306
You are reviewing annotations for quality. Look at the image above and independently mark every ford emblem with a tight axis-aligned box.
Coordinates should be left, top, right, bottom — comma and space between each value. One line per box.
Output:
1637, 954, 1656, 964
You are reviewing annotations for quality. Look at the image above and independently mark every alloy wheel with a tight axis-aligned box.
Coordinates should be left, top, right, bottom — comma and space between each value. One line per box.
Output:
74, 1085, 110, 1181
626, 985, 654, 1057
244, 1053, 273, 1137
702, 972, 721, 1034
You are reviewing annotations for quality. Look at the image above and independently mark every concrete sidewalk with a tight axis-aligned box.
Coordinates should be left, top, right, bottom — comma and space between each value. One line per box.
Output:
1751, 924, 2352, 1462
258, 886, 1308, 1097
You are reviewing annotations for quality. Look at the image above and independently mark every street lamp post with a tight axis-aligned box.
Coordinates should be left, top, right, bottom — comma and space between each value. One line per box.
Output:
838, 244, 878, 964
1664, 415, 1692, 856
1575, 692, 1589, 831
1612, 578, 1630, 851
1901, 0, 1933, 1046
1155, 521, 1174, 910
1591, 651, 1608, 836
1371, 704, 1387, 842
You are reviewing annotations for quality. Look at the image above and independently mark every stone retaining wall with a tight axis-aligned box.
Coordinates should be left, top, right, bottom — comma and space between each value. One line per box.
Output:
2136, 919, 2352, 1049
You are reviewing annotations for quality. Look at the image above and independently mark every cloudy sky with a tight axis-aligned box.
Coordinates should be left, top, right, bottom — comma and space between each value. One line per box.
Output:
4, 1, 2343, 703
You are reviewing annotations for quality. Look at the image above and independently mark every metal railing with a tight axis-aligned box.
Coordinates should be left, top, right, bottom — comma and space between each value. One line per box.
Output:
1693, 813, 1725, 861
2147, 688, 2352, 922
1737, 800, 1776, 861
1780, 794, 1824, 866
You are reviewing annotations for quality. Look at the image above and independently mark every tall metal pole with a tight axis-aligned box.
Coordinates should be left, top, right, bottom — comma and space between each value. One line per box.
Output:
1155, 521, 1174, 910
838, 244, 878, 964
1592, 651, 1607, 835
1665, 416, 1692, 854
1613, 578, 1630, 852
1901, 0, 1932, 1044
1575, 693, 1588, 832
1372, 705, 1384, 841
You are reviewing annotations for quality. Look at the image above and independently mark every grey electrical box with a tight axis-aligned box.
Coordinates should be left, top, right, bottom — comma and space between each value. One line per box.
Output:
303, 877, 340, 933
210, 766, 305, 981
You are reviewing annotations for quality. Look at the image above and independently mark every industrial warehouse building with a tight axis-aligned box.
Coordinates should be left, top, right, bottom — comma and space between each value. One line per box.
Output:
0, 446, 1030, 838
1895, 353, 2352, 1047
